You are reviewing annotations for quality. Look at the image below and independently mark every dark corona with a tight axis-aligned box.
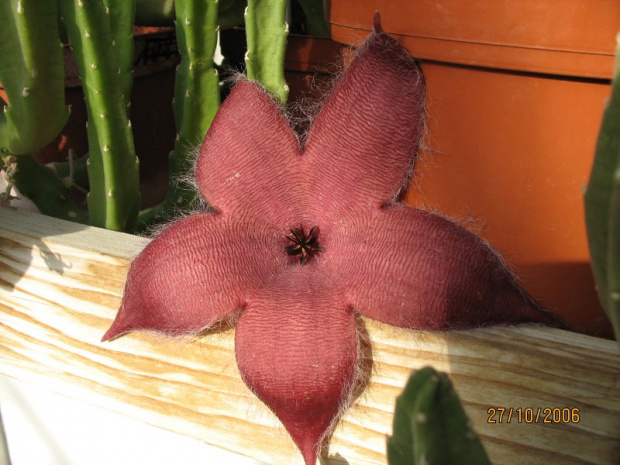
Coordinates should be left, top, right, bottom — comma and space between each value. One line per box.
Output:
284, 225, 324, 265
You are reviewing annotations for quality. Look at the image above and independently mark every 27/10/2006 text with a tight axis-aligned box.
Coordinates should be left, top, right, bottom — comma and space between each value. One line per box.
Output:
487, 407, 580, 424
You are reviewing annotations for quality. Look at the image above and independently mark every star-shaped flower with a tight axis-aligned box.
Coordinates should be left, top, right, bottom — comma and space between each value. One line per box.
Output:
103, 18, 559, 465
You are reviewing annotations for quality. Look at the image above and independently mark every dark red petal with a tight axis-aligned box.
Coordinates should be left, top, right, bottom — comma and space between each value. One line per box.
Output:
326, 206, 561, 330
303, 24, 425, 217
195, 80, 301, 226
102, 214, 283, 341
235, 266, 358, 465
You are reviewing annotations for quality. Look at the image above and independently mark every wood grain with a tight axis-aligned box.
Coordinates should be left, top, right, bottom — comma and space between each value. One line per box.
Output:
0, 207, 619, 464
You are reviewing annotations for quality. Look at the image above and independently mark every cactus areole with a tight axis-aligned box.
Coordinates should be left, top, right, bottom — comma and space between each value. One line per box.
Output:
103, 15, 559, 465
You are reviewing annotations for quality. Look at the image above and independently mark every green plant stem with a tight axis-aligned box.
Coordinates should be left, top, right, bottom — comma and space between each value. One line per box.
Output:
0, 0, 70, 156
387, 367, 491, 465
585, 34, 620, 341
156, 0, 220, 218
104, 0, 136, 107
59, 0, 140, 232
245, 0, 289, 104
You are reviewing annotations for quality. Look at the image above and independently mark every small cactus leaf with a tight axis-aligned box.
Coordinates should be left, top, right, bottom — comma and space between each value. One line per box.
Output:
388, 367, 492, 465
585, 34, 620, 341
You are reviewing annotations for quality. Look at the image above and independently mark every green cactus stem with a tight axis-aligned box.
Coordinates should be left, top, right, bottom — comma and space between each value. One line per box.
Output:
387, 367, 491, 465
105, 0, 136, 107
148, 0, 220, 220
59, 0, 140, 232
585, 34, 620, 342
245, 0, 289, 104
0, 0, 70, 156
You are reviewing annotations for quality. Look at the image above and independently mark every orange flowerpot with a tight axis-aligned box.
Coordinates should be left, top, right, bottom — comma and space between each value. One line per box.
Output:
329, 1, 620, 337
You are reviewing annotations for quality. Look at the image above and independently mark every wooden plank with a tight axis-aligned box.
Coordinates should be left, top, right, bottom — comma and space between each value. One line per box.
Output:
0, 206, 619, 464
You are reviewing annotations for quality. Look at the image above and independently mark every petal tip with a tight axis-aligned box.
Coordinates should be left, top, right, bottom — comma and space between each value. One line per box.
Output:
101, 317, 129, 342
373, 11, 383, 33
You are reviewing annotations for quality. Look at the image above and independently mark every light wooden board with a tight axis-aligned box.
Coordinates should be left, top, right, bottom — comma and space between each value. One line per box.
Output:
0, 206, 619, 464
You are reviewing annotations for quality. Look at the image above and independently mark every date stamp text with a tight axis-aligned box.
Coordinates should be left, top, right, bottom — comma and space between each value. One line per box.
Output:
487, 407, 580, 424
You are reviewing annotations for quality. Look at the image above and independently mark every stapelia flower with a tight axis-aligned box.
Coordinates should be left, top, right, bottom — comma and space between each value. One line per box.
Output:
103, 18, 559, 465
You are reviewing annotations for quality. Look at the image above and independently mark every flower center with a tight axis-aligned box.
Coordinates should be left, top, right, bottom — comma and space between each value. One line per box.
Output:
284, 225, 324, 265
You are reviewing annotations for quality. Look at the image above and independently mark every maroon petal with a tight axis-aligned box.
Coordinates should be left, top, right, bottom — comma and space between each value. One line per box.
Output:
303, 22, 425, 217
103, 213, 283, 341
235, 266, 358, 465
326, 206, 560, 330
195, 80, 303, 226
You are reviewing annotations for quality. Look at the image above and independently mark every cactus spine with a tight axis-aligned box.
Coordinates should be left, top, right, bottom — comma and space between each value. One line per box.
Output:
585, 35, 620, 342
0, 0, 70, 155
245, 0, 289, 104
59, 0, 140, 232
387, 367, 491, 465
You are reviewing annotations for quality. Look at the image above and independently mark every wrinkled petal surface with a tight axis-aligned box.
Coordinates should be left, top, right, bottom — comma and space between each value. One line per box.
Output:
235, 265, 357, 465
196, 80, 303, 227
326, 206, 559, 330
303, 29, 425, 217
103, 213, 286, 340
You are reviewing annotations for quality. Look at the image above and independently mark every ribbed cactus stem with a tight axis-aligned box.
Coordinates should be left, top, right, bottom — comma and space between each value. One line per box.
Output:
103, 0, 136, 107
245, 0, 289, 104
173, 0, 220, 147
387, 367, 491, 465
159, 0, 220, 215
585, 34, 620, 341
59, 0, 140, 232
0, 0, 69, 155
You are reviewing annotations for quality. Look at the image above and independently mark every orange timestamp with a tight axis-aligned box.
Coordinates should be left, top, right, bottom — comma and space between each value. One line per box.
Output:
487, 407, 580, 424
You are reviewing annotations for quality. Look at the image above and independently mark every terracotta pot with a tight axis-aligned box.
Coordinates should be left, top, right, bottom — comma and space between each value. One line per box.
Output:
329, 1, 620, 337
